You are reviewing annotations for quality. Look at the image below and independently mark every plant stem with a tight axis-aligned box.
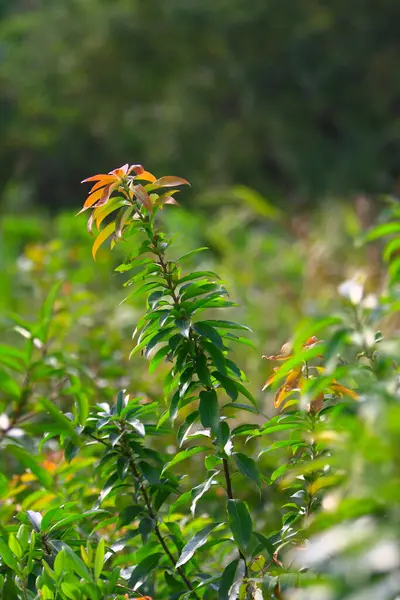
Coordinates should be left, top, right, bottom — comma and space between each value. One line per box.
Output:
126, 450, 200, 599
223, 458, 248, 573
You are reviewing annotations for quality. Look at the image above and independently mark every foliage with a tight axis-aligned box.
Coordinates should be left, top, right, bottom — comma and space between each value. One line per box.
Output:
0, 164, 399, 599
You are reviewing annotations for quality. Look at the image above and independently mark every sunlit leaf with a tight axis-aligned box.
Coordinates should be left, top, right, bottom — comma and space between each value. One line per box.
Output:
176, 522, 221, 568
92, 221, 116, 260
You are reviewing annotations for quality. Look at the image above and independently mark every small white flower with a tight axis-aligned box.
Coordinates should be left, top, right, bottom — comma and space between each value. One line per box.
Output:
338, 279, 364, 305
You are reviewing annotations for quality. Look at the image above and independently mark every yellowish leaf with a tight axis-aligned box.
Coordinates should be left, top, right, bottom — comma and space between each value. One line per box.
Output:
92, 222, 116, 260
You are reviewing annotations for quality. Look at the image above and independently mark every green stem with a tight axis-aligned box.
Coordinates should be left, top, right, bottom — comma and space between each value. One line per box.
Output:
126, 449, 200, 599
135, 199, 250, 577
223, 458, 248, 574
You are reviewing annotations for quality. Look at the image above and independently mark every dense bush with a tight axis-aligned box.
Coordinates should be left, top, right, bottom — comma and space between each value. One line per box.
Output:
0, 165, 399, 599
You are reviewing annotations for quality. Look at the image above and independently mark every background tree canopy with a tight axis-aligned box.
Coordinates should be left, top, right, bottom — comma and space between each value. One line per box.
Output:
1, 0, 399, 212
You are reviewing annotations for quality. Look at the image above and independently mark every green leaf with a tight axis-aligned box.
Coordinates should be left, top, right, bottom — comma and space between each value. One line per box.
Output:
383, 237, 400, 262
218, 559, 239, 600
0, 537, 18, 569
178, 271, 220, 284
8, 446, 53, 488
270, 464, 290, 483
199, 389, 219, 434
176, 522, 221, 568
364, 221, 400, 241
191, 474, 217, 517
175, 318, 191, 338
75, 392, 89, 426
129, 552, 163, 590
201, 320, 252, 332
225, 402, 258, 415
195, 354, 212, 386
39, 281, 62, 341
227, 499, 252, 553
63, 544, 92, 581
124, 281, 164, 303
176, 247, 209, 263
61, 582, 81, 600
131, 326, 175, 358
212, 372, 238, 401
39, 397, 79, 442
162, 446, 209, 474
54, 549, 65, 578
222, 333, 256, 350
234, 453, 261, 488
253, 532, 274, 557
0, 472, 8, 498
177, 410, 198, 447
48, 511, 104, 534
0, 369, 20, 398
194, 322, 224, 348
258, 439, 304, 457
8, 534, 22, 559
202, 341, 227, 375
0, 345, 27, 371
127, 417, 145, 437
94, 538, 105, 580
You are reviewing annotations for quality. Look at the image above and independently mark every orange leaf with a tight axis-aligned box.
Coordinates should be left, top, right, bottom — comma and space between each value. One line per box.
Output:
128, 164, 145, 175
274, 386, 294, 408
329, 383, 359, 400
78, 183, 115, 214
92, 221, 116, 260
308, 392, 325, 413
284, 368, 302, 391
81, 174, 117, 184
133, 170, 157, 183
133, 184, 152, 212
263, 353, 293, 361
153, 176, 190, 188
303, 336, 320, 348
262, 367, 278, 391
89, 179, 113, 194
274, 368, 302, 408
110, 163, 129, 177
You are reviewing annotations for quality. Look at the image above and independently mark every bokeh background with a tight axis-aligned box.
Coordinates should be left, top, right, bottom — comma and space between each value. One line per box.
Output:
0, 0, 399, 398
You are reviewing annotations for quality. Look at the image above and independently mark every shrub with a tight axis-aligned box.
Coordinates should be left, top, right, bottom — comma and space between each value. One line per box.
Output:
0, 166, 399, 599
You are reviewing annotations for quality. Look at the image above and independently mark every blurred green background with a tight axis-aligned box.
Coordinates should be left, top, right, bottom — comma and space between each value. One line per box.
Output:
1, 0, 400, 212
0, 0, 396, 400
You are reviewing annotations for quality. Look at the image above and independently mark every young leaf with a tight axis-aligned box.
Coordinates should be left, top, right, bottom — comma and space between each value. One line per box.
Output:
92, 221, 116, 260
176, 523, 221, 568
153, 176, 190, 188
8, 534, 22, 559
94, 538, 105, 580
0, 537, 18, 569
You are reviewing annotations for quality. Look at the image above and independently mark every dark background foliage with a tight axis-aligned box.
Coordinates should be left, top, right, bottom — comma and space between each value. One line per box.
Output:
1, 0, 400, 212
